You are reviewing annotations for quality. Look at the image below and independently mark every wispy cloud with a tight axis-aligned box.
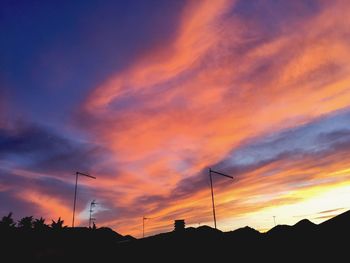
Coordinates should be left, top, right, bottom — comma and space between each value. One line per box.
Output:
317, 208, 346, 215
2, 0, 350, 236
311, 207, 348, 221
72, 0, 350, 235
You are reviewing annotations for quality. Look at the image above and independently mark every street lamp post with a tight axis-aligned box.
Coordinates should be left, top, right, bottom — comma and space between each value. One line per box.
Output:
72, 171, 96, 227
209, 168, 233, 229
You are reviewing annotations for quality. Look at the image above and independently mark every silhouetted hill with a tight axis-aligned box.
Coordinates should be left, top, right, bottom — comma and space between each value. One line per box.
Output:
320, 209, 350, 228
294, 218, 316, 228
0, 226, 134, 262
267, 218, 317, 239
225, 226, 261, 240
123, 234, 136, 241
2, 210, 350, 262
223, 225, 262, 253
196, 224, 221, 232
267, 223, 292, 236
187, 224, 222, 237
318, 209, 350, 241
293, 218, 317, 235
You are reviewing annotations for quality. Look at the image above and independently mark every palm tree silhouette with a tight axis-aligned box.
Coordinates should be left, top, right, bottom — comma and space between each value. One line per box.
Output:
33, 217, 48, 230
51, 217, 66, 230
18, 216, 33, 230
0, 212, 16, 229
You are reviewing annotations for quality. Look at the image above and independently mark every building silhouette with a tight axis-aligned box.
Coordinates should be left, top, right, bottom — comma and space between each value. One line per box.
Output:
174, 219, 185, 232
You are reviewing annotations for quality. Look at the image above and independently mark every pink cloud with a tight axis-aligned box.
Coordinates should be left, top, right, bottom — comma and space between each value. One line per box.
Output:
69, 0, 350, 236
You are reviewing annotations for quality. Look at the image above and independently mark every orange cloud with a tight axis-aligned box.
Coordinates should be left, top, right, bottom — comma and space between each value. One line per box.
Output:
17, 190, 73, 225
77, 0, 350, 236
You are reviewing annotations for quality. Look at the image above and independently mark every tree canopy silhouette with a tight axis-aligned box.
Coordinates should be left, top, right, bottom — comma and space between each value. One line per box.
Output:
51, 217, 66, 230
0, 212, 16, 229
33, 217, 48, 230
18, 216, 34, 230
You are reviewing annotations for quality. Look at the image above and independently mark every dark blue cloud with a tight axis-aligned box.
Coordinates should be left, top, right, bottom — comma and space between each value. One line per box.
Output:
0, 121, 117, 177
0, 123, 68, 155
0, 0, 186, 125
222, 109, 350, 168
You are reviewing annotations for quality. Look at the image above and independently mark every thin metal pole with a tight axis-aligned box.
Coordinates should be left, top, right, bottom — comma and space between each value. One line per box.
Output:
72, 172, 78, 227
208, 168, 233, 230
72, 171, 96, 228
273, 216, 276, 226
209, 168, 217, 229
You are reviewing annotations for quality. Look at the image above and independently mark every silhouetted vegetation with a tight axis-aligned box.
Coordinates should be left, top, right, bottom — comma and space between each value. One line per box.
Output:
0, 210, 349, 262
18, 216, 33, 229
33, 217, 48, 231
0, 212, 16, 229
50, 217, 66, 230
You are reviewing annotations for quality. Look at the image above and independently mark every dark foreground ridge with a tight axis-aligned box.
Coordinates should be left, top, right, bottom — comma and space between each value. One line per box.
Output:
1, 211, 350, 262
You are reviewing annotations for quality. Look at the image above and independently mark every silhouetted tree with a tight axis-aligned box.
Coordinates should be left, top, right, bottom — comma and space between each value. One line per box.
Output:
51, 217, 66, 230
92, 222, 97, 230
33, 217, 48, 230
0, 212, 16, 229
18, 216, 33, 229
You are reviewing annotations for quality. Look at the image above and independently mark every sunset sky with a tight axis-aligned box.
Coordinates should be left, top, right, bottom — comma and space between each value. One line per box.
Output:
1, 0, 350, 237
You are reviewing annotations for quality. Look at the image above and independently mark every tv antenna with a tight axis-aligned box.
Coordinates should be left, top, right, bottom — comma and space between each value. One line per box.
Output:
72, 171, 96, 227
209, 168, 234, 229
89, 200, 97, 228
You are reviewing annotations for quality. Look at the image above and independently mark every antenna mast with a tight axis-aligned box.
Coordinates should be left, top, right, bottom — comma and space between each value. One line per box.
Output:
72, 171, 96, 227
89, 200, 97, 228
209, 168, 234, 229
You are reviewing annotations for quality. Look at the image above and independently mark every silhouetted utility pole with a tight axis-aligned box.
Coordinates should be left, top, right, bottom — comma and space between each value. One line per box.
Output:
143, 216, 150, 238
89, 200, 97, 228
209, 168, 233, 229
72, 171, 96, 227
